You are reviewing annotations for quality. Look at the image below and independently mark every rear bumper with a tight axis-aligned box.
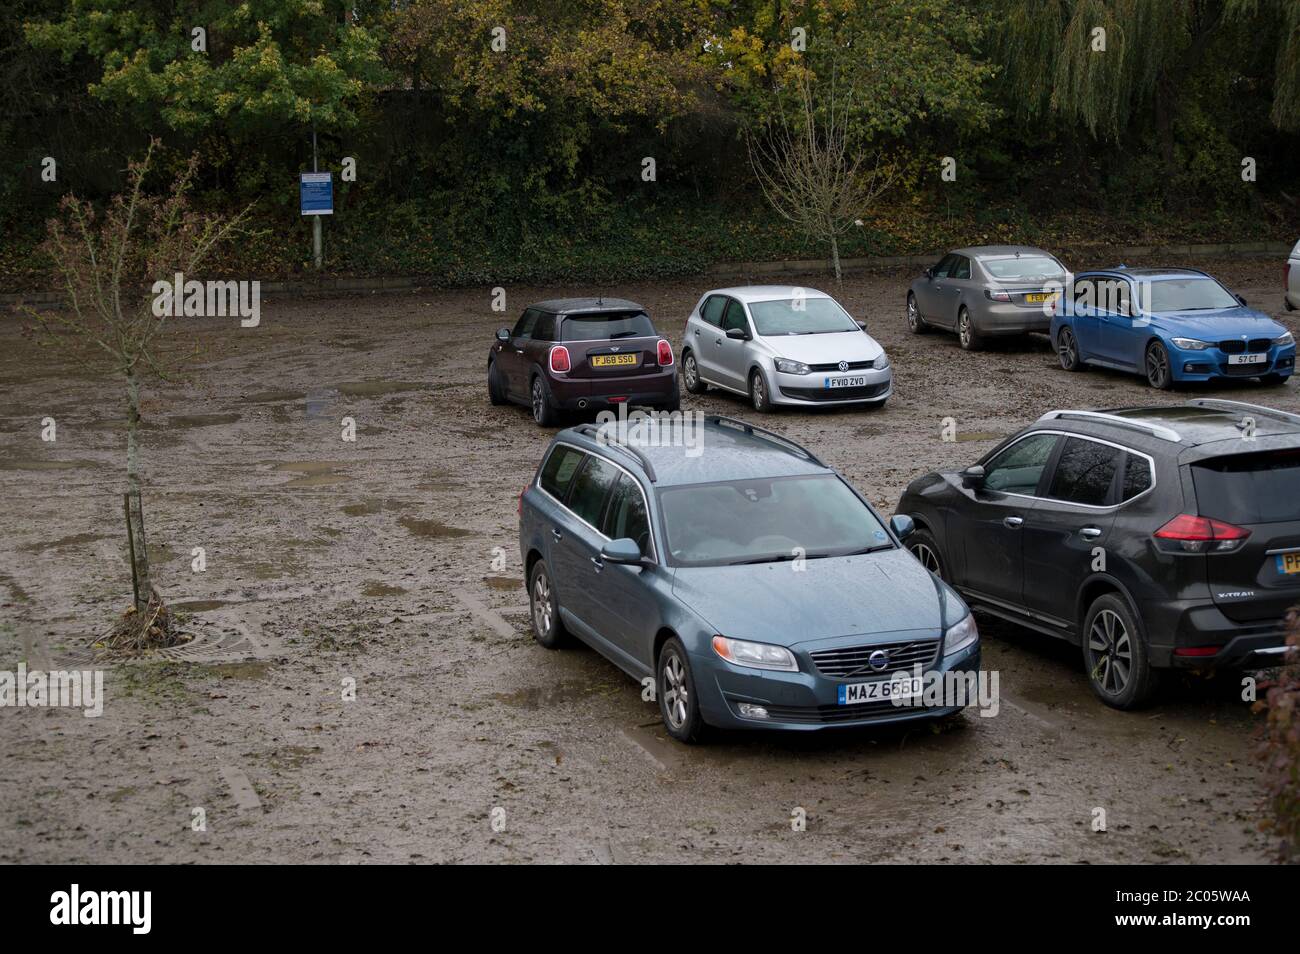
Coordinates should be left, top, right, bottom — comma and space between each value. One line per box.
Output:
549, 369, 678, 409
970, 302, 1053, 335
1142, 597, 1291, 668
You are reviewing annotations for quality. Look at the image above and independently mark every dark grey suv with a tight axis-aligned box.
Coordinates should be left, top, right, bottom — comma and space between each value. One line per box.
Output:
896, 399, 1297, 708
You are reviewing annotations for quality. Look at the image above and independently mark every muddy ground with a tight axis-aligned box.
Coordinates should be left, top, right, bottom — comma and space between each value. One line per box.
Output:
0, 258, 1294, 864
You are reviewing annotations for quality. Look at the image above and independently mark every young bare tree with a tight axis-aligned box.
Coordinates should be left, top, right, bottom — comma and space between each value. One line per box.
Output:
748, 69, 893, 284
23, 140, 250, 651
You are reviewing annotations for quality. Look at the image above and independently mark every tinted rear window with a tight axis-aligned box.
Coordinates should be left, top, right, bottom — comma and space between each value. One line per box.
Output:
561, 311, 655, 341
540, 446, 584, 499
1192, 451, 1300, 523
567, 455, 621, 527
982, 255, 1065, 282
1047, 437, 1122, 506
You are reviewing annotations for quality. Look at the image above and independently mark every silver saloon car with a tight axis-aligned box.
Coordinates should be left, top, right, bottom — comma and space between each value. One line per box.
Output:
679, 286, 893, 412
907, 245, 1068, 350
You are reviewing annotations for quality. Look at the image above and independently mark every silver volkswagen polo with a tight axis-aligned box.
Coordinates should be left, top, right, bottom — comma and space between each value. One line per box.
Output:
679, 286, 893, 412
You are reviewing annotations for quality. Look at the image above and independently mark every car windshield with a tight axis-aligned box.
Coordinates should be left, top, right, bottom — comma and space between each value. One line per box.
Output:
561, 311, 655, 341
980, 255, 1065, 282
1139, 278, 1239, 312
747, 298, 858, 336
657, 474, 891, 567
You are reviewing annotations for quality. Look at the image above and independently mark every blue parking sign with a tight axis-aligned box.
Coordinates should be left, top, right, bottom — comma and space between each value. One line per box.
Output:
300, 172, 333, 216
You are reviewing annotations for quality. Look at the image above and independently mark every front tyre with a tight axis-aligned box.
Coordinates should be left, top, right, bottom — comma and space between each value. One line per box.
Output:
1082, 593, 1157, 710
907, 293, 929, 334
528, 560, 569, 648
749, 370, 773, 413
1145, 341, 1173, 390
487, 360, 508, 405
658, 637, 708, 743
907, 529, 947, 579
1056, 328, 1084, 372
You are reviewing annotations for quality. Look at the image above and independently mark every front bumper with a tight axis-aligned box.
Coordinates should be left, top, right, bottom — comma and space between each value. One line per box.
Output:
692, 640, 982, 732
771, 366, 893, 406
1168, 343, 1295, 382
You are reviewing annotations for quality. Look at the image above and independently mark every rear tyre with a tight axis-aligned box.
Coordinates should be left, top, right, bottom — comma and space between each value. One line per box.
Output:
1057, 327, 1084, 372
749, 370, 773, 413
1145, 341, 1173, 390
907, 529, 947, 580
487, 360, 508, 405
1082, 593, 1157, 710
957, 307, 983, 351
528, 560, 569, 648
682, 351, 707, 394
658, 637, 709, 743
531, 375, 559, 427
907, 293, 929, 334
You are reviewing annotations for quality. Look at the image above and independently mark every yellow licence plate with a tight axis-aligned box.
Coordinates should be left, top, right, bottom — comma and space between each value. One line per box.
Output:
1276, 553, 1300, 575
1024, 293, 1058, 304
591, 354, 638, 367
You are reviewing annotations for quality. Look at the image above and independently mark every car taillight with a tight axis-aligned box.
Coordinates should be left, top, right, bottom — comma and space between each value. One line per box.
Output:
985, 289, 1012, 302
1153, 514, 1250, 553
1286, 262, 1292, 289
518, 485, 528, 515
657, 339, 674, 366
549, 346, 570, 373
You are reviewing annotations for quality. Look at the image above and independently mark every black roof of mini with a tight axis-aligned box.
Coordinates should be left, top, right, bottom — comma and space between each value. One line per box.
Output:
530, 297, 646, 315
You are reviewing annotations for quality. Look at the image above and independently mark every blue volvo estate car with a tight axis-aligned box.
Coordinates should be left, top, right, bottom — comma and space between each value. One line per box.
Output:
517, 415, 980, 742
1050, 267, 1295, 389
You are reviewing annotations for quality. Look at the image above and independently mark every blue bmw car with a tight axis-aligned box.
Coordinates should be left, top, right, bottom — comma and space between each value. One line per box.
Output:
1050, 267, 1295, 389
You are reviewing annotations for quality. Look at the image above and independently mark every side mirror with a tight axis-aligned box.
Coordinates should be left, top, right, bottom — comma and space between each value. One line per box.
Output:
1236, 294, 1248, 307
960, 464, 986, 488
600, 538, 643, 565
924, 267, 934, 279
856, 319, 867, 332
725, 327, 748, 341
495, 328, 510, 342
890, 514, 915, 540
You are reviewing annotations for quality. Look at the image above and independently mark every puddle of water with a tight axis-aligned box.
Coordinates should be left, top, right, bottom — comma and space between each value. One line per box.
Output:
22, 532, 110, 552
0, 459, 96, 471
167, 413, 241, 428
335, 381, 423, 398
492, 683, 592, 710
173, 599, 233, 612
399, 517, 471, 539
484, 576, 520, 591
273, 461, 350, 488
361, 582, 407, 597
208, 660, 270, 680
305, 388, 339, 419
246, 390, 305, 404
283, 473, 350, 488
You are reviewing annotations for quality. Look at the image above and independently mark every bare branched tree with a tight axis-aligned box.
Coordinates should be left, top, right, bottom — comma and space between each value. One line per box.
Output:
748, 69, 893, 284
22, 140, 250, 649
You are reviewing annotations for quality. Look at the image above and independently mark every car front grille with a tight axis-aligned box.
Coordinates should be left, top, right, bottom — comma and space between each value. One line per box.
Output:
807, 360, 876, 372
779, 381, 889, 402
1219, 361, 1274, 376
755, 700, 934, 723
1218, 338, 1272, 354
809, 639, 940, 678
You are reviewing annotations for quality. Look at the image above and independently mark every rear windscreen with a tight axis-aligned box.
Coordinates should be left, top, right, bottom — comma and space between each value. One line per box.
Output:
561, 311, 655, 341
1191, 450, 1300, 523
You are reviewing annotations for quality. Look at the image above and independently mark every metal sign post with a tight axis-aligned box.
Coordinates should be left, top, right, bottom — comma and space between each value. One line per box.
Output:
301, 124, 332, 269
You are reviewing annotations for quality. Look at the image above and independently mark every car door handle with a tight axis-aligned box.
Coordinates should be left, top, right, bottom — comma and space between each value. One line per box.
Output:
1079, 526, 1102, 539
694, 329, 700, 336
1003, 516, 1024, 529
551, 528, 563, 541
590, 556, 604, 572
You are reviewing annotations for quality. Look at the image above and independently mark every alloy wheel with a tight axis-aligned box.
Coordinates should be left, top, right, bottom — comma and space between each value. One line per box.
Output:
684, 355, 698, 389
1058, 330, 1077, 369
751, 374, 766, 411
1146, 344, 1170, 388
531, 379, 545, 422
531, 570, 553, 636
907, 296, 919, 330
662, 653, 689, 729
958, 313, 971, 348
1088, 609, 1132, 695
911, 542, 941, 575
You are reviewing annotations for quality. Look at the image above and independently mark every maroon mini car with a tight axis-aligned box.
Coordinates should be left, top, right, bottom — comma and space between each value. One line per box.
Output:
487, 298, 680, 426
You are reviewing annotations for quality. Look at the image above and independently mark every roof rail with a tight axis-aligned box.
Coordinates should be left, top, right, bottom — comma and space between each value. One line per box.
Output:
1185, 398, 1300, 427
704, 415, 826, 467
573, 423, 658, 482
1037, 409, 1182, 443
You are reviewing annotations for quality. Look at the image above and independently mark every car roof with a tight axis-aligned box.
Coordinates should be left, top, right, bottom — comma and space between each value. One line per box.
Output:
949, 245, 1059, 259
1076, 267, 1212, 281
1023, 401, 1300, 459
529, 297, 645, 315
701, 286, 836, 304
557, 416, 831, 487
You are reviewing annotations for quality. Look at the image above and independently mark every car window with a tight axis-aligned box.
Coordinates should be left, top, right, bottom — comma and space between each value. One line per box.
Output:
982, 255, 1066, 282
560, 311, 655, 341
602, 474, 652, 556
982, 433, 1058, 495
540, 446, 584, 499
512, 309, 539, 339
722, 300, 749, 334
1079, 278, 1132, 315
1140, 277, 1239, 312
658, 474, 890, 567
748, 298, 858, 336
1191, 449, 1300, 523
566, 455, 621, 527
950, 256, 971, 280
1073, 278, 1095, 308
1122, 453, 1153, 501
533, 313, 556, 342
700, 296, 727, 327
1047, 437, 1123, 506
932, 255, 956, 279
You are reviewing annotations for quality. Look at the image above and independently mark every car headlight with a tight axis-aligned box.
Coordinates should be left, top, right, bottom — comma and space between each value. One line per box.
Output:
773, 358, 810, 375
711, 635, 798, 672
1170, 337, 1211, 351
874, 353, 892, 370
1274, 331, 1295, 347
943, 614, 979, 657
